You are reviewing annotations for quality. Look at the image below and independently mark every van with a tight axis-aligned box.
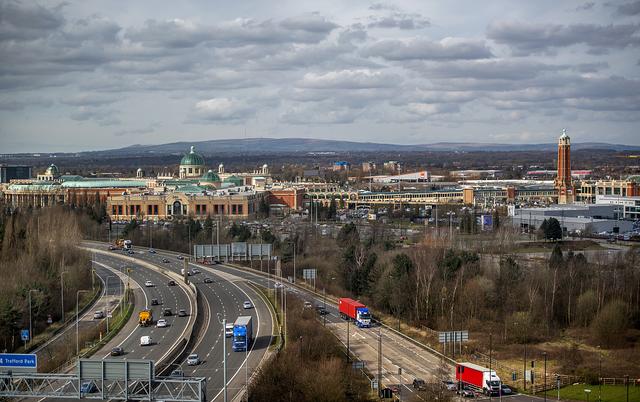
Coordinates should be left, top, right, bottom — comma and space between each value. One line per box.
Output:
140, 335, 152, 346
225, 323, 234, 337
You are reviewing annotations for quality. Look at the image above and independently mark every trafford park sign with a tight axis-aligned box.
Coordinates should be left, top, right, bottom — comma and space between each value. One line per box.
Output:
0, 353, 37, 372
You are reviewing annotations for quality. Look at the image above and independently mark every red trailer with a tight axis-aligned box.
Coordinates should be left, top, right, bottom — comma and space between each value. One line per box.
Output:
455, 362, 501, 395
338, 298, 372, 327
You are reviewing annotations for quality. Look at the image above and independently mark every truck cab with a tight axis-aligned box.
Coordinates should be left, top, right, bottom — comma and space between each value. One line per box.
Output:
355, 307, 371, 328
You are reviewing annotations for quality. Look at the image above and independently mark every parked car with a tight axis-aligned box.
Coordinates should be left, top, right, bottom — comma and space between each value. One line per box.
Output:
243, 301, 253, 309
151, 298, 159, 306
156, 319, 168, 328
203, 277, 213, 283
80, 381, 97, 394
163, 308, 172, 316
167, 280, 176, 286
413, 378, 426, 390
178, 309, 188, 317
144, 280, 153, 287
186, 354, 200, 366
111, 347, 124, 356
93, 311, 104, 319
225, 323, 234, 337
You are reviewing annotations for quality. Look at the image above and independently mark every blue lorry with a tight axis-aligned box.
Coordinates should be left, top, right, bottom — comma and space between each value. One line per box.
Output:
232, 316, 253, 352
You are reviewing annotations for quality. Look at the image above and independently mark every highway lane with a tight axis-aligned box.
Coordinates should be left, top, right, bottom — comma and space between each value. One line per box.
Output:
86, 244, 273, 402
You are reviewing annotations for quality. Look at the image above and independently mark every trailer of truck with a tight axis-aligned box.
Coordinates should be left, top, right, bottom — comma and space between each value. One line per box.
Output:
455, 362, 501, 396
233, 316, 253, 352
338, 298, 371, 328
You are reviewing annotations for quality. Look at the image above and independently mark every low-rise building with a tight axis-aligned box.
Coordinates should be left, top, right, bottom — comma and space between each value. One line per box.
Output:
509, 204, 634, 234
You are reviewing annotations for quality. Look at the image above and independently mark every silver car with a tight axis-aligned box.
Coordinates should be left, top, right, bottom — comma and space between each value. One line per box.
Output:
186, 354, 200, 366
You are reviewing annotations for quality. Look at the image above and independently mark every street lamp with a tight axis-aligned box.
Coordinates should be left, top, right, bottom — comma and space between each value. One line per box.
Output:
543, 352, 547, 402
447, 211, 456, 239
216, 313, 228, 402
105, 276, 116, 333
28, 289, 39, 346
76, 290, 90, 356
598, 346, 602, 402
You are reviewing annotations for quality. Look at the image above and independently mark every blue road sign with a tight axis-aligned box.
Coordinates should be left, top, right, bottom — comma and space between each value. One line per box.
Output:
20, 329, 29, 341
0, 353, 37, 369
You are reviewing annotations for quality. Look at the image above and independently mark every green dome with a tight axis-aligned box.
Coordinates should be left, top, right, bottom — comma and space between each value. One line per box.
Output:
45, 164, 59, 176
180, 146, 205, 166
223, 175, 243, 186
201, 170, 220, 182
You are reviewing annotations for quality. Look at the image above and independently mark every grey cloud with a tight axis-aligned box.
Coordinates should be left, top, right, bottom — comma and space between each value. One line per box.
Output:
413, 59, 565, 80
114, 125, 157, 137
616, 1, 640, 15
190, 98, 255, 122
125, 16, 337, 49
487, 21, 640, 54
298, 69, 401, 89
0, 0, 64, 40
280, 104, 361, 124
362, 37, 493, 60
367, 15, 429, 30
69, 107, 121, 126
0, 97, 53, 110
574, 2, 595, 11
61, 93, 119, 106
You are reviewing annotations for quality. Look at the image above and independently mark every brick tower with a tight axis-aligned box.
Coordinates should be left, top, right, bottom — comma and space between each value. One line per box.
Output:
555, 128, 574, 204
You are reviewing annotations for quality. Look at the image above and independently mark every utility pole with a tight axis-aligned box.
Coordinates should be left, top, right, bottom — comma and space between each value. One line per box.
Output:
598, 346, 602, 402
60, 272, 67, 322
28, 289, 38, 347
76, 290, 89, 356
221, 316, 227, 402
489, 333, 492, 402
378, 322, 382, 397
346, 319, 350, 363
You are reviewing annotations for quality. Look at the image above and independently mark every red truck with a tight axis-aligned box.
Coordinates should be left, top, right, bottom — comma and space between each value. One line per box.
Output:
455, 362, 501, 396
338, 298, 371, 328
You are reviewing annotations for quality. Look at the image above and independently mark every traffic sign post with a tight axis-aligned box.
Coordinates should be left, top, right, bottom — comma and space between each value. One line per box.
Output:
20, 329, 29, 349
0, 353, 37, 373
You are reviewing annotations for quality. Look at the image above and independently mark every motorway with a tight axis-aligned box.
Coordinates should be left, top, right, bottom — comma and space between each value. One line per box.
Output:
83, 244, 274, 402
110, 245, 450, 400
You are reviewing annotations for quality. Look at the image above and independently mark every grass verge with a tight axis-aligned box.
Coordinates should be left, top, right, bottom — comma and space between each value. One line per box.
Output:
554, 383, 639, 401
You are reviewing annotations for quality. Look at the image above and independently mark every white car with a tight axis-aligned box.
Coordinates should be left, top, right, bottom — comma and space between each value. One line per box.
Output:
156, 319, 168, 328
144, 281, 153, 287
274, 282, 284, 288
243, 301, 253, 309
192, 268, 200, 274
186, 354, 200, 366
93, 311, 104, 319
225, 323, 234, 337
140, 336, 152, 346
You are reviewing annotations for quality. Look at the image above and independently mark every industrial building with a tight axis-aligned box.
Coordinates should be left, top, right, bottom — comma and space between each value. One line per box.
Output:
0, 164, 32, 183
509, 204, 634, 235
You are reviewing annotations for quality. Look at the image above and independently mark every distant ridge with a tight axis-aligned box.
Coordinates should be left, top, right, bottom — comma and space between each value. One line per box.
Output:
25, 137, 640, 156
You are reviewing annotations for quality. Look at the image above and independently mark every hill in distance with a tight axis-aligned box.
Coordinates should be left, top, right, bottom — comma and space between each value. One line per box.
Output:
101, 137, 640, 155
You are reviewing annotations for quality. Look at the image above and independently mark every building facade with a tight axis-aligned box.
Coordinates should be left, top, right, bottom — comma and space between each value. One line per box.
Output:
0, 164, 32, 183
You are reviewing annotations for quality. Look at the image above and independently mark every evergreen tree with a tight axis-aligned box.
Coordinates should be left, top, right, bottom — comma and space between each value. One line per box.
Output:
545, 217, 563, 241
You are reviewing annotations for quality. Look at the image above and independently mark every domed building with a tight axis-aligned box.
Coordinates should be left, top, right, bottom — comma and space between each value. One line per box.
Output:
179, 146, 205, 179
37, 164, 60, 181
223, 175, 244, 187
200, 170, 221, 188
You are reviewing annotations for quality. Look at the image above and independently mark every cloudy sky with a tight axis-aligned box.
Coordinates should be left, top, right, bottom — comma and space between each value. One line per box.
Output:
1, 0, 639, 152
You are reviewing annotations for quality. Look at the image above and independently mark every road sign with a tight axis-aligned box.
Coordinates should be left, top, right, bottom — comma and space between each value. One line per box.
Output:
0, 353, 37, 371
303, 269, 317, 279
438, 330, 468, 343
20, 330, 29, 342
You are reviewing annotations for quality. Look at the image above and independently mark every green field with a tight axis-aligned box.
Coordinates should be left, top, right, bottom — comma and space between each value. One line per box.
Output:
552, 384, 639, 402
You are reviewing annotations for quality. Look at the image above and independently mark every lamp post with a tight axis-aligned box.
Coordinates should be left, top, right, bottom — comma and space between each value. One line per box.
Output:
598, 346, 602, 402
60, 272, 67, 322
76, 290, 90, 356
447, 211, 456, 240
28, 289, 38, 346
217, 314, 228, 402
105, 276, 116, 333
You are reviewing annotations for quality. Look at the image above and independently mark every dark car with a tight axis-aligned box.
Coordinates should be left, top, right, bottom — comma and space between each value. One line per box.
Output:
178, 309, 187, 317
177, 255, 184, 260
80, 382, 97, 394
111, 347, 124, 356
459, 386, 475, 398
127, 250, 135, 255
162, 258, 170, 263
170, 369, 184, 378
315, 305, 328, 315
163, 308, 172, 316
151, 298, 159, 306
167, 280, 176, 286
500, 385, 512, 395
388, 384, 400, 394
203, 277, 213, 283
413, 378, 426, 390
